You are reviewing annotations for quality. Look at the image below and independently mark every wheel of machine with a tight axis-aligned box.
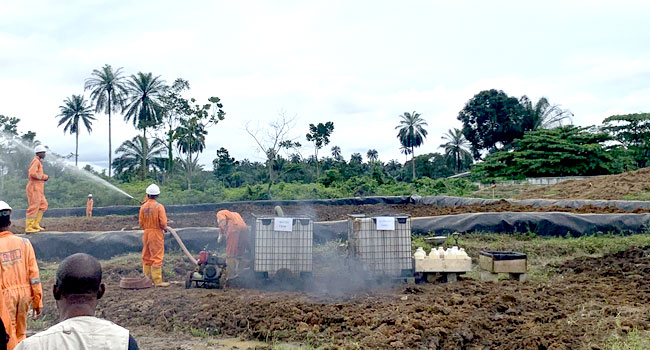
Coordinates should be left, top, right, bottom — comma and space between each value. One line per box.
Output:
185, 272, 193, 289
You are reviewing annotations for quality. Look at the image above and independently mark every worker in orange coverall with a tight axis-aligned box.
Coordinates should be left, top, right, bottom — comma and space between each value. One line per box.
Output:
216, 210, 249, 283
85, 194, 94, 217
25, 145, 49, 233
0, 200, 42, 346
139, 184, 169, 287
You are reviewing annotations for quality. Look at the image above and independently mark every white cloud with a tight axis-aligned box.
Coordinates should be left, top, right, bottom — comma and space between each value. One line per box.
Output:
2, 0, 650, 171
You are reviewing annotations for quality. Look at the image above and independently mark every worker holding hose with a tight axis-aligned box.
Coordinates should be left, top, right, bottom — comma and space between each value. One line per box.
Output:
0, 200, 42, 346
139, 184, 169, 287
216, 210, 249, 283
25, 146, 49, 233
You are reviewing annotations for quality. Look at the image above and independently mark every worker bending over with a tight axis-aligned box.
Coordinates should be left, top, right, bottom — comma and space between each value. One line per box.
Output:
139, 184, 169, 287
0, 201, 41, 345
25, 146, 49, 233
86, 194, 93, 217
15, 253, 139, 349
216, 210, 249, 282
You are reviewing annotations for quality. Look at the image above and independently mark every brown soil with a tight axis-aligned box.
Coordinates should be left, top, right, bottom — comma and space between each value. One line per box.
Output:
519, 167, 650, 200
34, 245, 650, 349
10, 200, 650, 233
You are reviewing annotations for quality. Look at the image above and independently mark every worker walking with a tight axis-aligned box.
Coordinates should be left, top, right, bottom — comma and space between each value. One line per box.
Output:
25, 146, 49, 233
0, 202, 19, 350
85, 194, 93, 217
216, 210, 249, 283
0, 201, 42, 344
139, 184, 169, 287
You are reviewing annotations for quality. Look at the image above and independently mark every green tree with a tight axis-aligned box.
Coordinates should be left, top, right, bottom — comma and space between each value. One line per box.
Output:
173, 96, 226, 190
123, 72, 166, 178
212, 147, 238, 186
602, 113, 650, 168
457, 89, 531, 159
112, 135, 166, 180
84, 64, 128, 177
440, 128, 472, 172
366, 149, 379, 162
395, 111, 428, 180
473, 126, 613, 180
56, 95, 96, 166
331, 145, 343, 161
305, 121, 334, 178
520, 96, 573, 130
159, 78, 191, 174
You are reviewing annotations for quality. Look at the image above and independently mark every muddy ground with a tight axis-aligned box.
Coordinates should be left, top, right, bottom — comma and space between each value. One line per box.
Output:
10, 200, 650, 233
32, 245, 650, 350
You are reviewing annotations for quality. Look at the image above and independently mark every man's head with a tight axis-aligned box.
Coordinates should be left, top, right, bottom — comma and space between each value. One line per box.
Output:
34, 145, 47, 159
53, 253, 105, 304
145, 184, 160, 200
0, 201, 11, 231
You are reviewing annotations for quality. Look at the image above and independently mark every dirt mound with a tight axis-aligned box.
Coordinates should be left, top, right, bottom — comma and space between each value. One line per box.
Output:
10, 201, 650, 233
519, 167, 650, 200
557, 245, 650, 277
27, 245, 649, 349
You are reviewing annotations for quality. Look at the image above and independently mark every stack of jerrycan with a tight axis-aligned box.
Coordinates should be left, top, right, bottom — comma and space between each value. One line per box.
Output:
413, 246, 471, 273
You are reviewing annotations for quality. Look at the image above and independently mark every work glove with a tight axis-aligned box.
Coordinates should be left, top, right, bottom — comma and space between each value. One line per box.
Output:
217, 235, 223, 244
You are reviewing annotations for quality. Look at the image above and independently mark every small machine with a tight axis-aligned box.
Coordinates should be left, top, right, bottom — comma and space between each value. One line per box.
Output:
185, 251, 227, 289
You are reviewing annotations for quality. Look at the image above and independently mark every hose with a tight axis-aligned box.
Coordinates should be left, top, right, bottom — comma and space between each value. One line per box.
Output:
166, 227, 198, 265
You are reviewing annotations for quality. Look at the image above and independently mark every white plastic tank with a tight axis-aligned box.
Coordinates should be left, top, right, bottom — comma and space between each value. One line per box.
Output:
458, 247, 469, 259
438, 246, 446, 259
429, 247, 440, 259
414, 247, 426, 260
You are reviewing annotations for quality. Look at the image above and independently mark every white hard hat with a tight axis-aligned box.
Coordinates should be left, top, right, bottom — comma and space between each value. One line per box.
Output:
34, 145, 47, 153
0, 201, 12, 214
145, 184, 161, 195
88, 194, 93, 197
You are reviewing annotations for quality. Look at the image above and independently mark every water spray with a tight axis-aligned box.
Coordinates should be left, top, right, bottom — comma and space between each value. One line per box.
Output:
0, 132, 136, 200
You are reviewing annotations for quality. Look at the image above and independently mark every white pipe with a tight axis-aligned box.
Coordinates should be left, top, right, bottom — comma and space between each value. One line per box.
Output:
166, 227, 198, 265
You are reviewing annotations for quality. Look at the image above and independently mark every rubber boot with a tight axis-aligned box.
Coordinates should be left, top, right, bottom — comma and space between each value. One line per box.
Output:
34, 211, 46, 231
25, 218, 40, 234
151, 266, 170, 287
143, 265, 152, 279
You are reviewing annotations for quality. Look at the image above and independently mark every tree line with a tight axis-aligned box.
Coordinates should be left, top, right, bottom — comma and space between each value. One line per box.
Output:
3, 74, 649, 206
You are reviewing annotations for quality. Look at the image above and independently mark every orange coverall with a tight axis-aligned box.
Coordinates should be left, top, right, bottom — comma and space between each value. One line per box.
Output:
86, 198, 93, 217
0, 286, 17, 350
25, 157, 48, 218
0, 231, 42, 343
216, 210, 248, 257
139, 199, 168, 267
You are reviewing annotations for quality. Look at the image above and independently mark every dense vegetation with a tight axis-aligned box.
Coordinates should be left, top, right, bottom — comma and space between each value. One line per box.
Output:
2, 75, 649, 208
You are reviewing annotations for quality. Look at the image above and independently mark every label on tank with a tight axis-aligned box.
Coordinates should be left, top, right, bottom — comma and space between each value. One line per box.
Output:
273, 217, 293, 231
375, 217, 395, 231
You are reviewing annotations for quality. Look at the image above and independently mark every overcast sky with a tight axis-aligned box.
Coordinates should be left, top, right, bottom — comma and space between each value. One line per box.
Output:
2, 0, 650, 170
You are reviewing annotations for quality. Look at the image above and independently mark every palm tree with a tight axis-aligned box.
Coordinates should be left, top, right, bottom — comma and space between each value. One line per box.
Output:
56, 95, 96, 166
366, 149, 379, 162
112, 135, 166, 180
521, 96, 573, 129
123, 72, 166, 179
440, 128, 472, 172
84, 64, 128, 177
399, 145, 411, 163
331, 146, 343, 161
395, 111, 428, 179
174, 117, 207, 190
